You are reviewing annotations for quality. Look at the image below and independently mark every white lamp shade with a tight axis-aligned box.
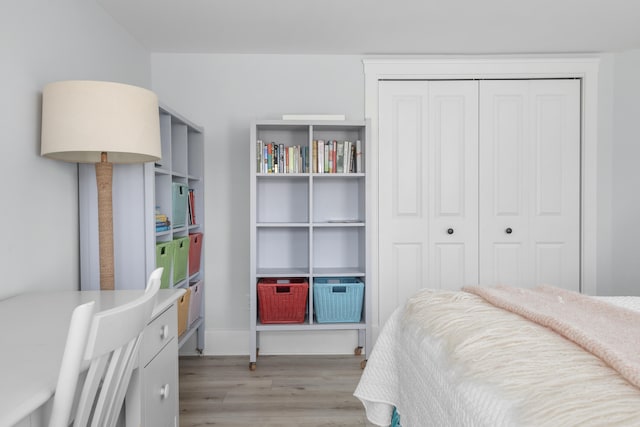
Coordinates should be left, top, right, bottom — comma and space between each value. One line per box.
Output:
41, 80, 161, 163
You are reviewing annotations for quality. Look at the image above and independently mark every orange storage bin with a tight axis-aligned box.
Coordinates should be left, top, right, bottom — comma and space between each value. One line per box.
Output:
257, 278, 308, 324
177, 287, 191, 336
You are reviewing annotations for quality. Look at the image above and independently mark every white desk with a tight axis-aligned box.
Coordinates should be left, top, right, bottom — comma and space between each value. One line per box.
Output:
0, 289, 185, 427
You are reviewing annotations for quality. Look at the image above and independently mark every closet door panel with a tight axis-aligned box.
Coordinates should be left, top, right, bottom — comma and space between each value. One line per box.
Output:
529, 80, 581, 290
427, 81, 479, 291
479, 80, 580, 291
479, 81, 531, 286
378, 81, 430, 324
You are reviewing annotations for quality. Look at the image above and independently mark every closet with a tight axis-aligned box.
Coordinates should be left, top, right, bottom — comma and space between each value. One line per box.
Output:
377, 79, 581, 324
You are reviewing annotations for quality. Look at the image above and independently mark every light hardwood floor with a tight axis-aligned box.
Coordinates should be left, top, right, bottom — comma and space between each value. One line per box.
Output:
178, 355, 376, 427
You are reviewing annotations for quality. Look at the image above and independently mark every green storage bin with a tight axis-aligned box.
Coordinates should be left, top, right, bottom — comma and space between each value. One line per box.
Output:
172, 182, 189, 228
173, 236, 190, 284
155, 241, 174, 289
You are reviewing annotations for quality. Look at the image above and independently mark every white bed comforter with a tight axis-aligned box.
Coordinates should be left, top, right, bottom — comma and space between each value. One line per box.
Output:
354, 290, 640, 427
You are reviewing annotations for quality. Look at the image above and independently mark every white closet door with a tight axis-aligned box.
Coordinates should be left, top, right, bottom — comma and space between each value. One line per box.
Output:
427, 82, 479, 291
378, 81, 478, 326
478, 79, 580, 291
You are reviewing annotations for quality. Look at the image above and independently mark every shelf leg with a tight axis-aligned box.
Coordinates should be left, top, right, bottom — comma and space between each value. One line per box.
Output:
196, 323, 205, 353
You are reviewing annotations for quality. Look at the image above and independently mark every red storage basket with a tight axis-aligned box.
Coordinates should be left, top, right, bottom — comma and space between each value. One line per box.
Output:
257, 278, 308, 324
188, 233, 203, 276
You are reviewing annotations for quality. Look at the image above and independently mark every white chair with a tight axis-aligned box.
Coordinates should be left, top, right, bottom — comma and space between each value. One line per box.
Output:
48, 268, 163, 427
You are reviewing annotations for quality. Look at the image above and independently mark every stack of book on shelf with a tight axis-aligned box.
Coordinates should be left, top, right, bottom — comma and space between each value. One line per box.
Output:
313, 139, 362, 174
256, 140, 309, 174
156, 212, 171, 232
256, 139, 362, 174
187, 189, 196, 225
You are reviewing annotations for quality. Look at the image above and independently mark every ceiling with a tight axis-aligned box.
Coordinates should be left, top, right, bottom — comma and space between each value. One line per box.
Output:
97, 0, 640, 55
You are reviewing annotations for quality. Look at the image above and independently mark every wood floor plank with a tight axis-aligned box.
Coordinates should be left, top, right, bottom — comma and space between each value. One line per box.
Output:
179, 355, 375, 427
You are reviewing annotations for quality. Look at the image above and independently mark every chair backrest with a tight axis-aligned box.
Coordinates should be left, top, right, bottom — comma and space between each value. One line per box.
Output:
49, 268, 163, 427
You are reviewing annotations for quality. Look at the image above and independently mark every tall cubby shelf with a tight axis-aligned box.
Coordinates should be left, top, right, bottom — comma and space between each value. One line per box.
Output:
249, 120, 370, 370
152, 105, 205, 351
79, 103, 205, 353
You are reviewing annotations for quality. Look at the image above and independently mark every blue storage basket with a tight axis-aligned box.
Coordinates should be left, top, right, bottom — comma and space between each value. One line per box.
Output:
313, 277, 364, 323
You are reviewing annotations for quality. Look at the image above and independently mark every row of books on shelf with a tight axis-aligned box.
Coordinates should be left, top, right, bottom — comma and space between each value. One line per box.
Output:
256, 139, 363, 174
187, 188, 197, 226
257, 141, 309, 174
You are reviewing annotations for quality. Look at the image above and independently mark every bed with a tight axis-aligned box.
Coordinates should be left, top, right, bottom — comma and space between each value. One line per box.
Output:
354, 285, 640, 427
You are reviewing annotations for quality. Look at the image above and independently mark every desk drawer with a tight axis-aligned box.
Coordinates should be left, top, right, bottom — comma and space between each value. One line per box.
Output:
142, 303, 177, 366
143, 336, 178, 427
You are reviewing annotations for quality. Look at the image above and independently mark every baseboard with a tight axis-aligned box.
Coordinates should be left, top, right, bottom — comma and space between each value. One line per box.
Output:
191, 329, 364, 356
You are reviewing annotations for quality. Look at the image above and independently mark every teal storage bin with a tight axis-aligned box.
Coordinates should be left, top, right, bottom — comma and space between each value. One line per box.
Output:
172, 236, 190, 284
155, 241, 174, 289
391, 407, 402, 427
313, 277, 364, 323
172, 182, 189, 228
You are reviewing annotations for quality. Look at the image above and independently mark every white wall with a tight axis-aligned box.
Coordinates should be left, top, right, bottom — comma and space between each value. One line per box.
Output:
151, 54, 365, 354
596, 54, 615, 295
0, 1, 151, 299
611, 49, 640, 296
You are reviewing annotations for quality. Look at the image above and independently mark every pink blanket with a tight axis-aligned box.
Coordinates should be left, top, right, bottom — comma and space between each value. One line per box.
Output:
463, 285, 640, 389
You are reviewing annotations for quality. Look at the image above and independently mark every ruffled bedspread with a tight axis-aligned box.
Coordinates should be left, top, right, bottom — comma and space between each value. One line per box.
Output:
354, 289, 640, 427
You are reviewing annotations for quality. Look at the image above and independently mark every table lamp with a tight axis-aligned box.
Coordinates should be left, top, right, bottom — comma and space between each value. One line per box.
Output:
41, 80, 161, 290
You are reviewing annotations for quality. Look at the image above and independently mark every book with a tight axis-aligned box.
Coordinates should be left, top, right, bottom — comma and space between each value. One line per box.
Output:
301, 146, 306, 173
344, 141, 351, 173
256, 140, 263, 173
263, 144, 268, 173
356, 140, 362, 173
337, 141, 344, 173
279, 144, 285, 174
273, 143, 279, 173
312, 140, 318, 173
350, 143, 356, 173
288, 146, 294, 174
303, 146, 309, 172
317, 140, 324, 174
188, 189, 196, 225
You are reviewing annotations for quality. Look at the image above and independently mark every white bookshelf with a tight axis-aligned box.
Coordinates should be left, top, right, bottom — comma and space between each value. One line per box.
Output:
79, 103, 205, 353
154, 105, 205, 352
249, 120, 370, 370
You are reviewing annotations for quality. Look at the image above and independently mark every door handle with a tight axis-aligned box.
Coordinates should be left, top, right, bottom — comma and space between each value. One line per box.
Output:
505, 227, 513, 234
447, 228, 454, 235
